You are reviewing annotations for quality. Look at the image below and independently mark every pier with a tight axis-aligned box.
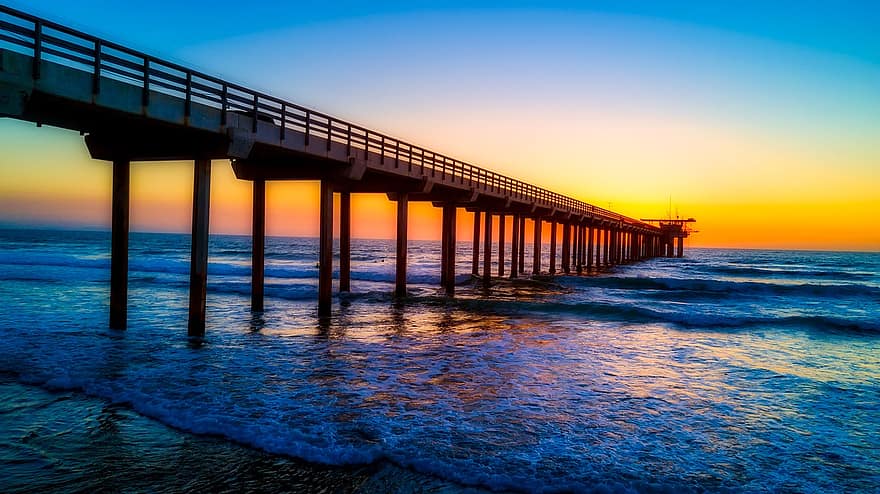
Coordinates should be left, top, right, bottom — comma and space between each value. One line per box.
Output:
0, 6, 682, 337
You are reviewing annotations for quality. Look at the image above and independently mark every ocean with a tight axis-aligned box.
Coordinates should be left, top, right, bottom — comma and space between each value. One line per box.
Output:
0, 228, 878, 493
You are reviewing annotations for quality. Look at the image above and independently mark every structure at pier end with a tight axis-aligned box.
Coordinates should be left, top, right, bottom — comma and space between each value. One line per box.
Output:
640, 218, 697, 257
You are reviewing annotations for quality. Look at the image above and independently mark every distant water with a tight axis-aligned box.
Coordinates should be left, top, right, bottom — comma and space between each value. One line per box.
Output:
0, 228, 878, 493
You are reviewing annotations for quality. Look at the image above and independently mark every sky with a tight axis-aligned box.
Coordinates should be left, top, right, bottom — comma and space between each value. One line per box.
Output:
0, 1, 878, 250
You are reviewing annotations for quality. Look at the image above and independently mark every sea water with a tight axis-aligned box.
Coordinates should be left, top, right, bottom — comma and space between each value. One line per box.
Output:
0, 228, 877, 493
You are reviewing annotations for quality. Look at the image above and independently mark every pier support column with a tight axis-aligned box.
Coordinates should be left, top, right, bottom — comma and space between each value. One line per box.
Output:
549, 221, 557, 274
615, 229, 620, 264
603, 229, 610, 266
188, 159, 212, 338
532, 218, 542, 275
561, 223, 571, 274
586, 225, 594, 272
483, 211, 493, 285
677, 236, 684, 258
471, 211, 480, 277
498, 214, 506, 277
617, 229, 622, 264
318, 181, 334, 317
510, 214, 520, 279
395, 193, 408, 297
339, 192, 351, 293
109, 159, 130, 330
580, 225, 587, 269
251, 179, 265, 312
575, 224, 583, 274
518, 216, 526, 275
442, 204, 457, 295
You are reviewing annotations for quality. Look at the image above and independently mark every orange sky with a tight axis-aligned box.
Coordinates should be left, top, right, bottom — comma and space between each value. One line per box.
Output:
0, 119, 877, 251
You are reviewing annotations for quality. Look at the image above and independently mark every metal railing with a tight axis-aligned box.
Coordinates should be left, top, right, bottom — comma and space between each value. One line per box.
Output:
0, 5, 656, 231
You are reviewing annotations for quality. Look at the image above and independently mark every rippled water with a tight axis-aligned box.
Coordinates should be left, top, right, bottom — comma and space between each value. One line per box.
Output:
0, 229, 878, 493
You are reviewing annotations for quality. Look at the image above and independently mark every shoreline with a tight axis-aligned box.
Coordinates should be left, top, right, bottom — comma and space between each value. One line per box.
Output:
0, 376, 492, 494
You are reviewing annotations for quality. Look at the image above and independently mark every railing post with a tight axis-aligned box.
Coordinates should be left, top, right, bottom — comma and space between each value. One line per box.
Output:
220, 84, 228, 126
92, 40, 101, 96
305, 111, 311, 146
280, 103, 286, 141
32, 21, 42, 80
141, 58, 150, 109
184, 72, 192, 120
252, 94, 258, 133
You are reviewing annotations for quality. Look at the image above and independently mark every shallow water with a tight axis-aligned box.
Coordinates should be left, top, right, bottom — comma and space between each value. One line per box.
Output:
0, 229, 878, 493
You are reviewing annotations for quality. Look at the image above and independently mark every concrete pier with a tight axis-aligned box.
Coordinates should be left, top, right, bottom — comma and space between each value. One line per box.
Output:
561, 223, 571, 274
251, 179, 265, 312
109, 159, 129, 330
0, 5, 674, 335
518, 216, 526, 275
586, 226, 594, 271
442, 204, 457, 295
483, 211, 493, 285
498, 215, 506, 277
188, 159, 211, 337
339, 192, 351, 293
510, 214, 520, 279
318, 181, 333, 317
472, 211, 481, 277
532, 218, 542, 275
395, 193, 408, 296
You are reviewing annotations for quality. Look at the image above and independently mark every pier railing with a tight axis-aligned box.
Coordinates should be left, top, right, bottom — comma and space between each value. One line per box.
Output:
0, 5, 654, 229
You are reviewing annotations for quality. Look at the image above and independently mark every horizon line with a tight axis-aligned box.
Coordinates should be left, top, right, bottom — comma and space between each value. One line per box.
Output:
1, 224, 876, 254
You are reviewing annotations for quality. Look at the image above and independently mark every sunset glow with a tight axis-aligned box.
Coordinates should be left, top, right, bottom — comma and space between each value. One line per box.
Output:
1, 1, 877, 250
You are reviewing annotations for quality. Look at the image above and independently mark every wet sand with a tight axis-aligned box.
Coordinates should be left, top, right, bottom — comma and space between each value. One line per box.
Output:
0, 377, 489, 493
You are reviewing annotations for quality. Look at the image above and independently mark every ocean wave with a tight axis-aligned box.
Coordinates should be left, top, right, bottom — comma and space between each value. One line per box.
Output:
563, 275, 880, 299
442, 296, 880, 334
0, 251, 447, 285
700, 264, 876, 281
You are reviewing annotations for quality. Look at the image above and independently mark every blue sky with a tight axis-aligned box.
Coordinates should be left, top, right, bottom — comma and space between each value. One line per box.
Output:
9, 1, 880, 65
